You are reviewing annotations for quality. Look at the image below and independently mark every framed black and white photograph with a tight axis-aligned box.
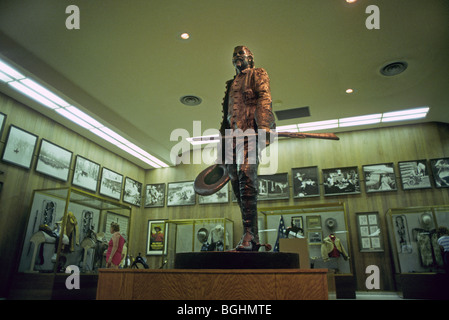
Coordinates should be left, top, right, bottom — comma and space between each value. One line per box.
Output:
356, 212, 384, 252
35, 139, 73, 181
0, 112, 6, 138
123, 177, 142, 207
1, 125, 38, 169
147, 220, 168, 255
292, 166, 320, 198
362, 163, 397, 193
167, 181, 196, 206
430, 158, 449, 188
72, 155, 100, 192
307, 231, 323, 245
144, 183, 166, 208
258, 172, 289, 201
99, 167, 123, 200
398, 160, 432, 190
199, 185, 229, 204
322, 166, 360, 196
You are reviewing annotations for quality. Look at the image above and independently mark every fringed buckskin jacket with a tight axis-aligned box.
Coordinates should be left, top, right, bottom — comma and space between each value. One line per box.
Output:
219, 67, 276, 137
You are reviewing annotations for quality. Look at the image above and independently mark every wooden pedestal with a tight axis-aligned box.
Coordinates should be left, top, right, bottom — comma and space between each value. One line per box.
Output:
96, 268, 330, 300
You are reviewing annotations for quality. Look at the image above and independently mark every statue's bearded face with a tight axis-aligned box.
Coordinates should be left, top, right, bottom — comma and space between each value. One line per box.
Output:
232, 46, 253, 72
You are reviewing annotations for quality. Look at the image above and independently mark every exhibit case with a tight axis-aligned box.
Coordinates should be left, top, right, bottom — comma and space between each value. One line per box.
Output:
163, 218, 233, 268
18, 187, 132, 274
387, 205, 449, 274
258, 202, 353, 275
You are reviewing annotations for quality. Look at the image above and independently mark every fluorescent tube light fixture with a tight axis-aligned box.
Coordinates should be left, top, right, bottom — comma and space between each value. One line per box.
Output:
339, 113, 382, 127
8, 81, 60, 109
298, 119, 338, 132
20, 79, 70, 107
0, 57, 169, 168
0, 60, 25, 80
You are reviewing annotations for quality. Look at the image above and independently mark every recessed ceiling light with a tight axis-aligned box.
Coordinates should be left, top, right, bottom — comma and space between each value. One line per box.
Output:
345, 88, 354, 94
180, 32, 190, 40
346, 0, 357, 3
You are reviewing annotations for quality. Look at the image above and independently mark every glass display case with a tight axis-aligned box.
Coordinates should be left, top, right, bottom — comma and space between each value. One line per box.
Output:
18, 187, 131, 274
258, 202, 353, 274
164, 218, 234, 268
387, 205, 449, 274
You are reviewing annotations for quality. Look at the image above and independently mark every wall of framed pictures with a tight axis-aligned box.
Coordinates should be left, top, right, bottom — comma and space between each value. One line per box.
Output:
0, 93, 146, 297
142, 121, 449, 292
2, 89, 449, 296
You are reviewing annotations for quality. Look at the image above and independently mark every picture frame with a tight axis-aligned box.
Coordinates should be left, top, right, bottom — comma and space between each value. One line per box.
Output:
1, 125, 38, 169
291, 216, 304, 229
144, 183, 166, 208
99, 167, 123, 200
356, 212, 384, 252
199, 184, 229, 204
0, 112, 6, 139
72, 155, 101, 192
258, 172, 289, 201
35, 139, 73, 182
306, 215, 322, 230
292, 166, 320, 198
429, 158, 449, 188
307, 231, 323, 245
167, 181, 196, 206
322, 166, 360, 196
123, 177, 143, 207
398, 160, 432, 190
147, 220, 168, 255
362, 163, 397, 193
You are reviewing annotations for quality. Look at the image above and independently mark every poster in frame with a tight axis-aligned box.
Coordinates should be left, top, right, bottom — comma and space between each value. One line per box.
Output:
167, 180, 196, 206
1, 125, 38, 169
123, 177, 143, 207
362, 163, 397, 193
35, 139, 73, 182
144, 183, 166, 208
258, 172, 289, 201
147, 220, 168, 255
356, 212, 384, 252
398, 160, 432, 190
99, 167, 123, 200
199, 184, 229, 204
322, 166, 360, 196
0, 112, 6, 138
292, 166, 320, 198
429, 158, 449, 188
72, 155, 101, 192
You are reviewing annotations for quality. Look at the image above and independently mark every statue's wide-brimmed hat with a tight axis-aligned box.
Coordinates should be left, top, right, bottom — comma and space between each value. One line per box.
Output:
194, 164, 230, 196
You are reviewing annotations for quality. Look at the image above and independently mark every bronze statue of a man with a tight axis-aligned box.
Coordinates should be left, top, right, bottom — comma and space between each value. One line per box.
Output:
218, 46, 276, 251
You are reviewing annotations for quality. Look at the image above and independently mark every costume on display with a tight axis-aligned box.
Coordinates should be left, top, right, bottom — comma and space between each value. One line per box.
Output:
321, 234, 349, 262
62, 211, 79, 252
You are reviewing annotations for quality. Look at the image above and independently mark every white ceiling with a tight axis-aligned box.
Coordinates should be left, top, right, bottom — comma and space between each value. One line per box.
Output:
0, 0, 448, 169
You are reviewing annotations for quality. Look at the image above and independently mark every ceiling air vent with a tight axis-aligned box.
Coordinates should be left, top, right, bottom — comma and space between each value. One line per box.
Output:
180, 95, 202, 106
380, 61, 408, 76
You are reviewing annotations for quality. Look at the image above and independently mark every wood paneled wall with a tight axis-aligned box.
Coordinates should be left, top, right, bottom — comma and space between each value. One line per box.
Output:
140, 121, 449, 291
2, 91, 449, 296
0, 93, 145, 297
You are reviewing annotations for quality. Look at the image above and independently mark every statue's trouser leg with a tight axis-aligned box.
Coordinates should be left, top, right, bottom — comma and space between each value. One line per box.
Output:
227, 162, 259, 250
